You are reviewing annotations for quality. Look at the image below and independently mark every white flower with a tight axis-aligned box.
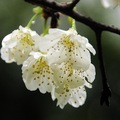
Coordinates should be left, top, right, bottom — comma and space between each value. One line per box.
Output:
22, 52, 54, 93
37, 28, 96, 108
51, 62, 95, 109
101, 0, 120, 8
1, 26, 41, 65
39, 28, 95, 71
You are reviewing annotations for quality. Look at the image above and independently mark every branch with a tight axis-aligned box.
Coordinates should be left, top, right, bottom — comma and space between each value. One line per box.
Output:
66, 0, 80, 9
95, 31, 111, 106
25, 0, 120, 35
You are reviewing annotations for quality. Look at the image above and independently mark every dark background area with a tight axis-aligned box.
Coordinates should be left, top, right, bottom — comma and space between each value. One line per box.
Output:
0, 0, 120, 120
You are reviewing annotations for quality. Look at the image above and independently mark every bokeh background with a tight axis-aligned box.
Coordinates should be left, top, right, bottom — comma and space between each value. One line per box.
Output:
0, 0, 120, 120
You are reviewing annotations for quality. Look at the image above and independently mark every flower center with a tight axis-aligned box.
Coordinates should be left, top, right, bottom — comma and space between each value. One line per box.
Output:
21, 33, 35, 46
33, 57, 48, 74
62, 35, 78, 52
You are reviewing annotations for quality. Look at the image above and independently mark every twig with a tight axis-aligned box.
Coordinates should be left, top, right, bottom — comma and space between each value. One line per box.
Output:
95, 31, 111, 106
66, 0, 80, 9
24, 0, 120, 35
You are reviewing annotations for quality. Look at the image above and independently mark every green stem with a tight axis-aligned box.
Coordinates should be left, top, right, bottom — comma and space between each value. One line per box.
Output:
41, 19, 49, 36
68, 17, 76, 30
71, 18, 76, 30
44, 19, 47, 33
26, 12, 40, 28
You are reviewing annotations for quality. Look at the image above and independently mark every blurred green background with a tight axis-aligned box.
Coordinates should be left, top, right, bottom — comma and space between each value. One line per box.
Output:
0, 0, 120, 120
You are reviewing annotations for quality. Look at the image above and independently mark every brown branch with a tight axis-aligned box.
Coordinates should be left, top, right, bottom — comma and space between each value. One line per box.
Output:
95, 31, 111, 106
25, 0, 120, 35
66, 0, 80, 9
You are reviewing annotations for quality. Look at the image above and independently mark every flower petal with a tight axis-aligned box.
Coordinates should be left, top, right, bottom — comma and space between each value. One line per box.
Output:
39, 28, 66, 53
46, 43, 68, 65
86, 42, 96, 55
54, 87, 71, 109
68, 86, 86, 107
84, 64, 96, 83
72, 47, 91, 70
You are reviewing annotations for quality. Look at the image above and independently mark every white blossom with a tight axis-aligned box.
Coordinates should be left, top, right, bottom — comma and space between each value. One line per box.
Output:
22, 52, 54, 93
1, 26, 41, 65
39, 28, 95, 71
101, 0, 120, 8
51, 62, 95, 109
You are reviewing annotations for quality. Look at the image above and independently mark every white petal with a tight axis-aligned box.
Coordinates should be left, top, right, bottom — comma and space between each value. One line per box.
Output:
1, 47, 15, 63
2, 33, 13, 47
84, 81, 92, 88
75, 34, 96, 55
51, 86, 56, 101
68, 34, 93, 70
54, 87, 71, 109
39, 28, 66, 53
85, 64, 96, 83
22, 56, 39, 90
46, 44, 68, 65
51, 63, 67, 86
68, 86, 86, 107
86, 42, 96, 55
1, 33, 17, 63
75, 35, 88, 46
49, 28, 67, 34
65, 71, 85, 89
73, 47, 91, 70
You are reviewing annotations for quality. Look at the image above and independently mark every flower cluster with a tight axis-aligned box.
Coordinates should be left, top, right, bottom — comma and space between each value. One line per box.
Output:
1, 26, 96, 108
101, 0, 120, 8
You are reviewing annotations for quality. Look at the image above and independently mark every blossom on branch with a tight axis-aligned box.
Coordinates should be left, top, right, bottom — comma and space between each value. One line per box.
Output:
1, 26, 40, 65
38, 28, 96, 108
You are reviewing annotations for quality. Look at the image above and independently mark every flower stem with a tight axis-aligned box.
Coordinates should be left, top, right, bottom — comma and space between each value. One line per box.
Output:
72, 18, 76, 30
26, 12, 41, 28
68, 17, 76, 30
41, 19, 49, 36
